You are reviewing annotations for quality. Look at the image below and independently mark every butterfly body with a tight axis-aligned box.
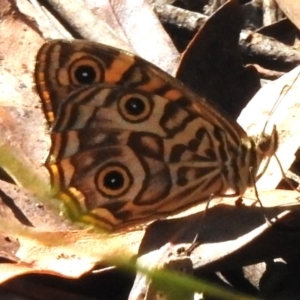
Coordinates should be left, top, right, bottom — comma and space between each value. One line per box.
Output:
35, 40, 278, 231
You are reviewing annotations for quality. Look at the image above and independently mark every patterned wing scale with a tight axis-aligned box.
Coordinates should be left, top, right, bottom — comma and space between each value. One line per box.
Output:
35, 40, 278, 231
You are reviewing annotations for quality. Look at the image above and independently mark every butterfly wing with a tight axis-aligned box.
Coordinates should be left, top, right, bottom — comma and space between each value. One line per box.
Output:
35, 40, 252, 231
35, 40, 247, 137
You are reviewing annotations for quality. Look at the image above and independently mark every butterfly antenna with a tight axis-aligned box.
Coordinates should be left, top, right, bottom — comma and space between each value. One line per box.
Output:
265, 70, 300, 134
257, 71, 300, 181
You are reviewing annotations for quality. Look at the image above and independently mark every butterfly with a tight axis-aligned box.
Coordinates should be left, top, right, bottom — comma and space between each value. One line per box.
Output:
34, 40, 278, 231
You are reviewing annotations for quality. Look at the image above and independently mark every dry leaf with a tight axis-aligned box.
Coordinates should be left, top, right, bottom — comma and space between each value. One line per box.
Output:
0, 224, 144, 283
238, 65, 300, 191
276, 0, 300, 31
87, 0, 180, 74
177, 0, 260, 118
26, 0, 180, 74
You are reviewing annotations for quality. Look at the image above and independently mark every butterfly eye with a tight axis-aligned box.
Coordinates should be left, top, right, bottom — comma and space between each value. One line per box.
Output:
70, 58, 104, 85
96, 163, 133, 198
118, 93, 153, 123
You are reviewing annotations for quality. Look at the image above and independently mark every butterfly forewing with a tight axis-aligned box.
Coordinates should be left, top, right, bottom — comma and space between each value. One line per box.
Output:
35, 40, 278, 231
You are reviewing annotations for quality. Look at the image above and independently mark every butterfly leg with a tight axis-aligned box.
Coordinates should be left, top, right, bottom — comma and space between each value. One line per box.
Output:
201, 194, 216, 222
249, 167, 274, 226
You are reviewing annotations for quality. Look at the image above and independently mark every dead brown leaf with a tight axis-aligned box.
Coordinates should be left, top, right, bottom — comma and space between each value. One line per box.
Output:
238, 65, 300, 191
276, 0, 300, 31
177, 0, 260, 118
26, 0, 180, 74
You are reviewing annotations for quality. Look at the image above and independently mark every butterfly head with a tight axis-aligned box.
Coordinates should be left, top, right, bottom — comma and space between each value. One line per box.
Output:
255, 125, 278, 158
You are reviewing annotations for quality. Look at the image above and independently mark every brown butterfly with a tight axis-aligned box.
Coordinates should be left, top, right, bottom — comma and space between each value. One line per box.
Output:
34, 40, 278, 231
